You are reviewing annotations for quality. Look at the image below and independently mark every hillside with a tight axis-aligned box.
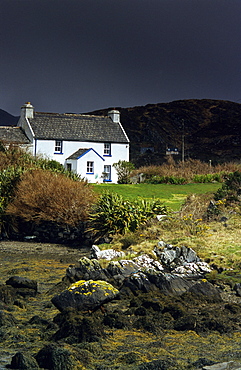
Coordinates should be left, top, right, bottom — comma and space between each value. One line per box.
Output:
0, 109, 19, 126
89, 99, 241, 166
1, 99, 241, 166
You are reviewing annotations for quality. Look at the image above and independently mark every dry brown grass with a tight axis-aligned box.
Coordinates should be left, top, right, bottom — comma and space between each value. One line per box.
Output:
6, 169, 97, 226
131, 157, 241, 182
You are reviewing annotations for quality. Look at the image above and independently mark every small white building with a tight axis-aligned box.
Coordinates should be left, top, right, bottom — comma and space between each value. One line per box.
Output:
16, 102, 130, 183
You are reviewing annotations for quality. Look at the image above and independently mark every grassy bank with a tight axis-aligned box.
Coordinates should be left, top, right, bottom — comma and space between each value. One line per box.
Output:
93, 183, 221, 211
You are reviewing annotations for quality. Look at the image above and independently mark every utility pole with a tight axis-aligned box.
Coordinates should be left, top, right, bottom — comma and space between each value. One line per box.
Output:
182, 119, 185, 163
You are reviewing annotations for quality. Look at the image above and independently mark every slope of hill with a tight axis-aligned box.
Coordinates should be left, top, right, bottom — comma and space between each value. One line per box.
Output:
89, 99, 241, 166
0, 109, 19, 126
1, 99, 241, 166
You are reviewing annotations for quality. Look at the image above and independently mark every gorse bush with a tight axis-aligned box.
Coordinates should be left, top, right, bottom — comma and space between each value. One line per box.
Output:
87, 191, 168, 240
214, 171, 241, 205
6, 169, 96, 227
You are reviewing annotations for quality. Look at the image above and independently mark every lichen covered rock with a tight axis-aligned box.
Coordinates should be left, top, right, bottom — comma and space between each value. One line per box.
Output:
51, 279, 119, 312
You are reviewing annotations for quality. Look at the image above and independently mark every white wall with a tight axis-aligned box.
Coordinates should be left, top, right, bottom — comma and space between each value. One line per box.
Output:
33, 139, 129, 183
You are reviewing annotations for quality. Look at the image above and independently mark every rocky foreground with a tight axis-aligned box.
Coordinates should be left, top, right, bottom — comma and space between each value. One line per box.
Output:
1, 241, 241, 370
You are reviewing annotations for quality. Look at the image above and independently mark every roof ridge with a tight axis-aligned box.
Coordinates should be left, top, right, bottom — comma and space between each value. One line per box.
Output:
35, 112, 108, 118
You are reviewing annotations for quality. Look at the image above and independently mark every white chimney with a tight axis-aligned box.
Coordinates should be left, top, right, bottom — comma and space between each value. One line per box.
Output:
21, 102, 34, 119
108, 109, 120, 123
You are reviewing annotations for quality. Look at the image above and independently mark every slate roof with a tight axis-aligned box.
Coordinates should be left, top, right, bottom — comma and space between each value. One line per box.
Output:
0, 127, 30, 144
67, 148, 90, 160
29, 112, 129, 143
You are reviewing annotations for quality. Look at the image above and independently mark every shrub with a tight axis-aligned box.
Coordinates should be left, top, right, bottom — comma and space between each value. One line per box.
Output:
0, 166, 25, 232
87, 191, 167, 240
214, 171, 241, 204
113, 160, 135, 184
6, 169, 96, 227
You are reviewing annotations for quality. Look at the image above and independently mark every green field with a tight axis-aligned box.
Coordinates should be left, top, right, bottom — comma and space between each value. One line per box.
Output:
93, 183, 221, 211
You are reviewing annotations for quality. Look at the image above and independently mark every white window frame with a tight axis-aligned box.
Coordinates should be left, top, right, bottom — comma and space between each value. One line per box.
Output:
87, 161, 94, 173
103, 165, 111, 181
104, 142, 111, 156
55, 140, 63, 153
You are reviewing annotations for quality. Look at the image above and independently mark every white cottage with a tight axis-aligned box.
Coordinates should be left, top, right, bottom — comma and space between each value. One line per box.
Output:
17, 102, 130, 183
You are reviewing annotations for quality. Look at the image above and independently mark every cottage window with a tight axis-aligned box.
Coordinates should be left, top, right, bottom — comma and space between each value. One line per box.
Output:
87, 161, 94, 173
55, 140, 62, 153
104, 143, 111, 156
103, 165, 111, 181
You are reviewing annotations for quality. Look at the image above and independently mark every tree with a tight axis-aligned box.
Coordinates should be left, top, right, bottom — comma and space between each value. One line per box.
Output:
113, 160, 135, 184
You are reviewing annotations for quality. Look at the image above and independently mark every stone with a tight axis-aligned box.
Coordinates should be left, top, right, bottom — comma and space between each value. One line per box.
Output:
9, 351, 39, 369
0, 310, 17, 327
53, 311, 105, 342
202, 361, 241, 370
51, 280, 119, 312
146, 270, 193, 295
123, 272, 157, 294
6, 276, 37, 291
188, 280, 222, 302
173, 261, 211, 276
66, 257, 108, 283
138, 358, 178, 369
90, 245, 125, 260
234, 283, 241, 297
36, 344, 76, 370
133, 254, 164, 272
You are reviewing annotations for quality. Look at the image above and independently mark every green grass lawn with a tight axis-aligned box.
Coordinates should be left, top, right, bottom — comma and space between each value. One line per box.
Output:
93, 183, 221, 211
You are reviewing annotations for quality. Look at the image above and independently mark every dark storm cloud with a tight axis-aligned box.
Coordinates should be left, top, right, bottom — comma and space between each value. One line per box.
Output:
1, 0, 241, 115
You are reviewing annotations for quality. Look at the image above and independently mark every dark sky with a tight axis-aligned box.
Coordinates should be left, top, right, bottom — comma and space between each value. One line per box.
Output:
1, 0, 241, 116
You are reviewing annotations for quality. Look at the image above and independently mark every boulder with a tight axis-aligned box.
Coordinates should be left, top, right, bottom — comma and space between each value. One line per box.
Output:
36, 344, 76, 370
188, 280, 222, 302
66, 257, 108, 283
0, 310, 17, 327
154, 241, 200, 269
9, 352, 39, 369
173, 261, 211, 276
6, 276, 37, 291
0, 284, 17, 304
51, 280, 119, 312
53, 310, 105, 342
90, 245, 125, 260
133, 254, 164, 272
146, 270, 193, 295
123, 272, 157, 294
202, 361, 241, 370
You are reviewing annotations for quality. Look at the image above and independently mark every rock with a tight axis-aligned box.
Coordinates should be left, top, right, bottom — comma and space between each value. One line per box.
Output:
28, 315, 50, 326
154, 242, 200, 268
9, 351, 39, 369
192, 358, 216, 368
0, 284, 17, 304
0, 310, 17, 326
51, 280, 119, 312
202, 361, 241, 370
106, 259, 140, 285
188, 280, 222, 302
66, 257, 108, 283
138, 358, 178, 369
123, 272, 157, 294
173, 261, 211, 276
53, 310, 105, 342
234, 283, 241, 297
90, 245, 125, 260
146, 270, 193, 295
133, 254, 164, 272
6, 276, 37, 291
36, 344, 76, 370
